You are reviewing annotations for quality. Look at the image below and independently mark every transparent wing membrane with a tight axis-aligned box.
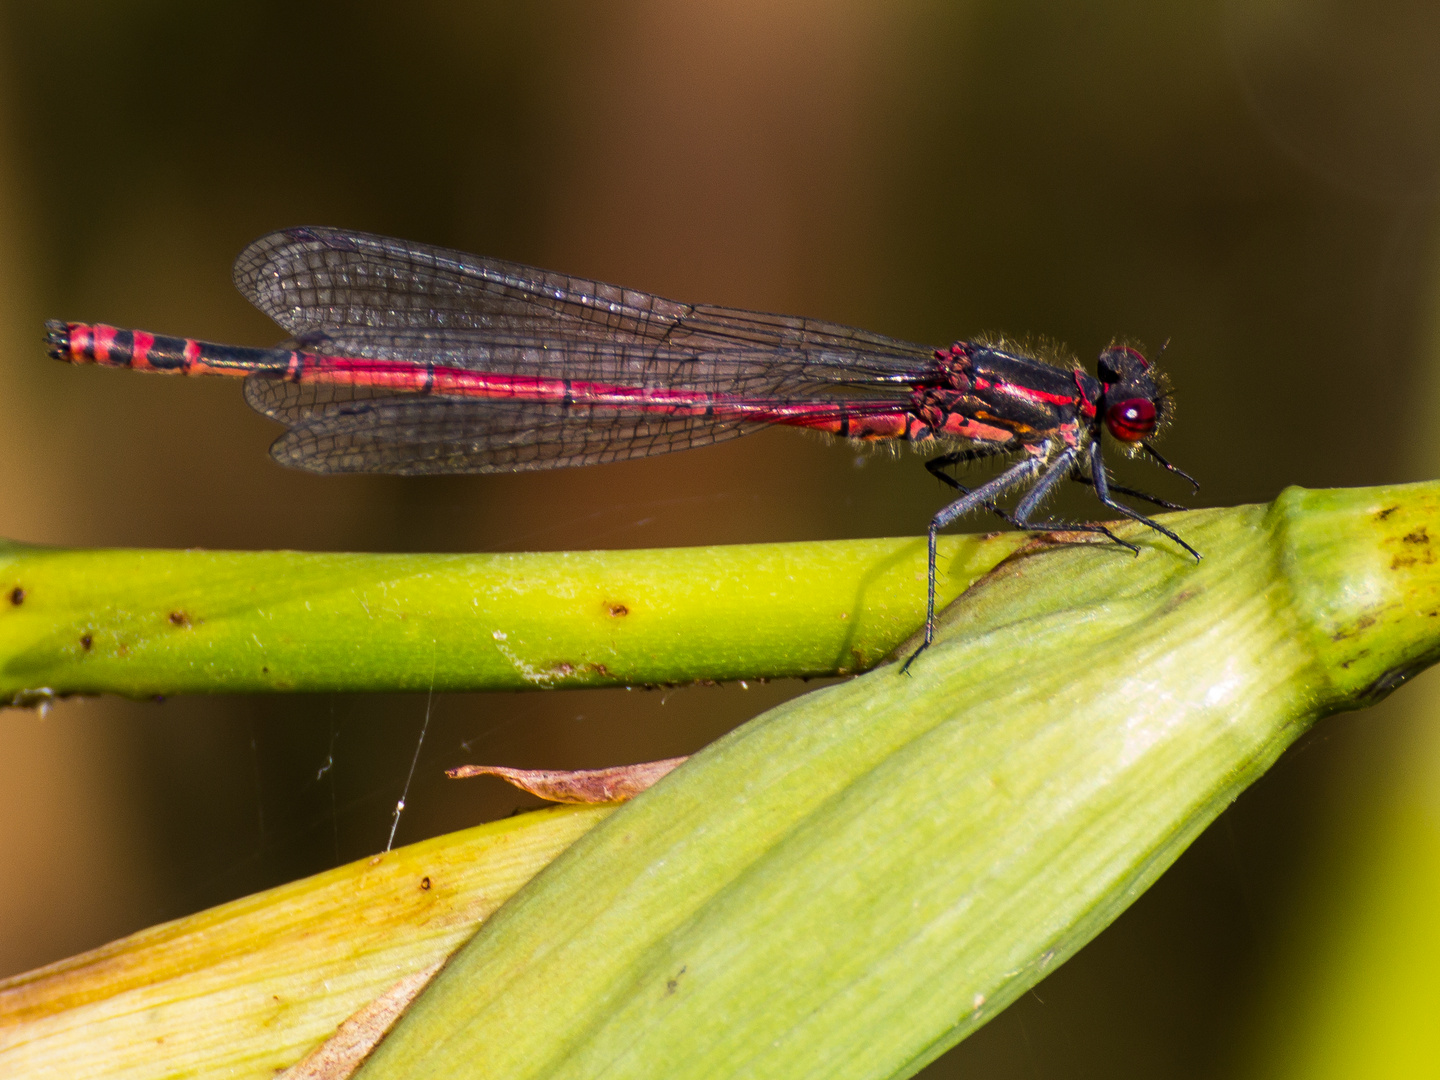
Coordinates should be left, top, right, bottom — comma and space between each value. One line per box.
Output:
263, 394, 760, 475
283, 329, 921, 397
235, 227, 939, 381
245, 372, 902, 473
225, 226, 949, 474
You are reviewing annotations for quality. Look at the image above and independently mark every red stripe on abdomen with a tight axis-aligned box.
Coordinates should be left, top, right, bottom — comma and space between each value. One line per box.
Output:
130, 330, 154, 369
786, 412, 910, 439
300, 356, 913, 430
92, 324, 118, 364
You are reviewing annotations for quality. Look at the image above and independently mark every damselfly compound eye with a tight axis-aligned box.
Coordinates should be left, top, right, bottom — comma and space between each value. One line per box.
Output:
1105, 397, 1157, 441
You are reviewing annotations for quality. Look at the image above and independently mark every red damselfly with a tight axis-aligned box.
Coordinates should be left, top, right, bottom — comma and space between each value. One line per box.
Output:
46, 227, 1199, 669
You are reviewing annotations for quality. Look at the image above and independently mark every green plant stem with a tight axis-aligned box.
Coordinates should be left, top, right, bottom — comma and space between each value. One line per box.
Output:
0, 535, 1026, 703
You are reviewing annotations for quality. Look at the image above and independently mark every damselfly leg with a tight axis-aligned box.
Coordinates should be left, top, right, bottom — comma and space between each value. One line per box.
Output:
1067, 473, 1189, 511
1087, 440, 1202, 563
902, 440, 1197, 674
902, 453, 1045, 675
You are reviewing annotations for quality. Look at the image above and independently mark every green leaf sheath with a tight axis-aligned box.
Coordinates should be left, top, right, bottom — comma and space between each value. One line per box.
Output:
0, 535, 1026, 702
356, 484, 1440, 1080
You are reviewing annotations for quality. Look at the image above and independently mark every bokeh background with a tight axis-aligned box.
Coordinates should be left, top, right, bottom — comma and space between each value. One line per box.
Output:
3, 2, 1440, 1075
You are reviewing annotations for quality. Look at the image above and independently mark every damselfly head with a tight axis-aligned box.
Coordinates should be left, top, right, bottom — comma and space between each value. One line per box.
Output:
1096, 345, 1169, 444
1096, 345, 1150, 383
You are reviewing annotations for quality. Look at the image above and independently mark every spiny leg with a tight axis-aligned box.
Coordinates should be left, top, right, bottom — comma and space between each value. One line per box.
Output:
1012, 443, 1198, 557
1013, 446, 1080, 519
1010, 449, 1141, 553
925, 451, 973, 492
1090, 440, 1202, 561
924, 448, 1022, 527
1140, 441, 1200, 491
903, 453, 1044, 674
1067, 471, 1188, 511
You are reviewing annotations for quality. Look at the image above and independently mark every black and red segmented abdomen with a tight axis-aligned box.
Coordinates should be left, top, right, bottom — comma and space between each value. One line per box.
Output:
45, 321, 288, 377
297, 354, 924, 435
44, 324, 1032, 448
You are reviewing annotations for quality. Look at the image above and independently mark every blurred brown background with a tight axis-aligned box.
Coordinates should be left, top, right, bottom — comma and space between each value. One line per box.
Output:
3, 2, 1440, 1076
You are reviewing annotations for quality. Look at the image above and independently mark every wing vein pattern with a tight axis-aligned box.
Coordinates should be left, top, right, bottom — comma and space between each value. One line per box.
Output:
233, 227, 942, 474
